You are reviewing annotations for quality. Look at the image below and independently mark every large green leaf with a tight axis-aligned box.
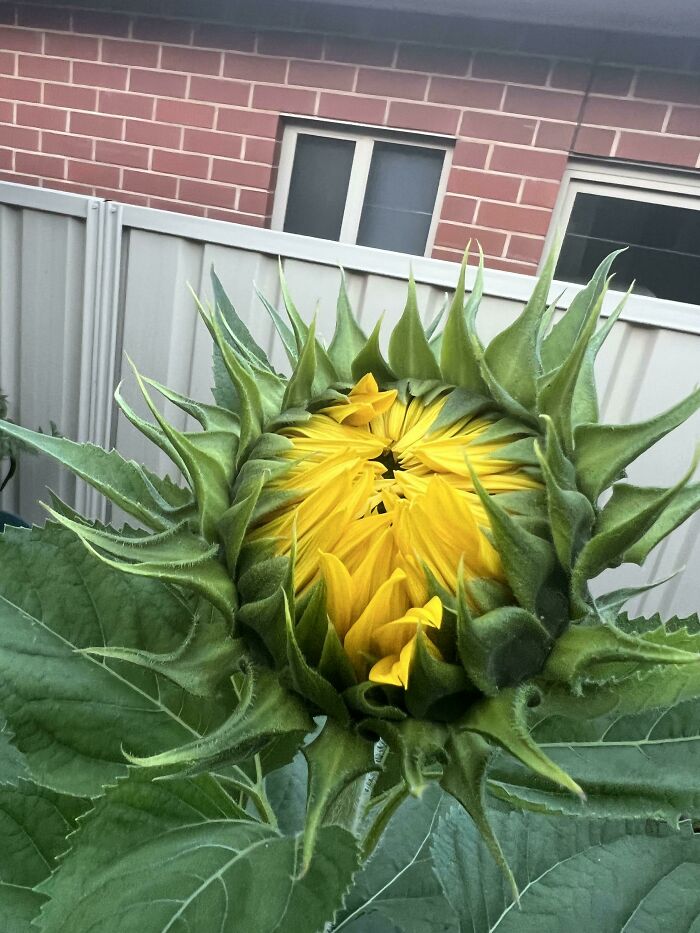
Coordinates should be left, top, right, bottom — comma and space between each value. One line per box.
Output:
0, 781, 86, 933
39, 772, 359, 933
432, 804, 700, 933
0, 524, 227, 795
332, 786, 456, 933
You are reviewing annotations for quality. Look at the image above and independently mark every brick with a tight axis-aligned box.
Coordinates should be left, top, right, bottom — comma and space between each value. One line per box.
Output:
72, 10, 130, 38
18, 54, 70, 81
179, 177, 236, 208
396, 43, 469, 77
257, 31, 323, 60
431, 246, 462, 263
460, 110, 536, 145
520, 178, 560, 209
99, 89, 153, 119
238, 187, 270, 214
440, 194, 477, 224
45, 83, 97, 110
73, 61, 128, 90
572, 125, 616, 157
223, 52, 287, 83
534, 120, 576, 150
615, 131, 700, 168
472, 52, 550, 86
476, 201, 550, 236
44, 33, 98, 61
590, 65, 634, 96
252, 84, 316, 114
192, 23, 255, 52
149, 197, 206, 215
190, 75, 249, 106
69, 110, 123, 139
17, 5, 71, 30
133, 17, 192, 44
0, 146, 14, 169
0, 100, 11, 120
96, 139, 149, 169
211, 158, 272, 188
357, 67, 427, 100
0, 5, 14, 24
289, 60, 356, 92
389, 100, 460, 134
429, 76, 503, 109
668, 106, 700, 138
184, 127, 242, 159
582, 96, 667, 131
0, 25, 41, 52
95, 187, 148, 206
489, 145, 567, 179
317, 91, 386, 124
635, 69, 700, 106
0, 75, 40, 102
17, 103, 67, 131
126, 118, 181, 148
448, 168, 520, 201
102, 38, 159, 68
152, 148, 209, 177
130, 68, 188, 98
161, 45, 222, 76
67, 159, 120, 187
435, 221, 506, 255
451, 139, 489, 168
123, 167, 178, 198
243, 135, 276, 162
507, 234, 545, 264
48, 179, 93, 196
41, 131, 92, 159
485, 256, 535, 274
0, 50, 14, 73
324, 36, 395, 67
1, 124, 39, 149
503, 85, 581, 121
216, 107, 278, 137
0, 170, 40, 185
206, 207, 266, 225
156, 97, 215, 128
549, 60, 592, 91
16, 150, 65, 178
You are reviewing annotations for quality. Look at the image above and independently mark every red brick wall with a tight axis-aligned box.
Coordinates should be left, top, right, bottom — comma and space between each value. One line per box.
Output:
0, 5, 699, 274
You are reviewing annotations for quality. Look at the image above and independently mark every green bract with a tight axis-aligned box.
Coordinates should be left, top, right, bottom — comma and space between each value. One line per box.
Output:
1, 249, 700, 905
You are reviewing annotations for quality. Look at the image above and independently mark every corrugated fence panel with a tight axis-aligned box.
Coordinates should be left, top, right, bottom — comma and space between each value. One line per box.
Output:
1, 184, 698, 615
0, 187, 101, 524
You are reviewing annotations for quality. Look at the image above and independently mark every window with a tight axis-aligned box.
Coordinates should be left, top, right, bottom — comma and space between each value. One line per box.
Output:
549, 164, 700, 305
272, 121, 452, 256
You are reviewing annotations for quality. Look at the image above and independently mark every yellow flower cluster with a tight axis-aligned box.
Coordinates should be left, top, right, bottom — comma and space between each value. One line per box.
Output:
249, 375, 539, 688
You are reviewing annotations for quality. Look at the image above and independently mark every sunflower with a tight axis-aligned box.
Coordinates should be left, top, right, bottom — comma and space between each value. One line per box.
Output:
7, 247, 700, 884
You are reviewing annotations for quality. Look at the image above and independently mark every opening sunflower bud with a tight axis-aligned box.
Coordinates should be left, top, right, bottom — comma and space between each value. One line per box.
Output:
246, 373, 543, 690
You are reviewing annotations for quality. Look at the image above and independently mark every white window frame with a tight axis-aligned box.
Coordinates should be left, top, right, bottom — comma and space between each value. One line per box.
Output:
271, 117, 454, 257
543, 160, 700, 278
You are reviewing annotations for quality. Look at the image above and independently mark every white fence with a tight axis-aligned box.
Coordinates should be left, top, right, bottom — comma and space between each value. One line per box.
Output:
1, 180, 698, 617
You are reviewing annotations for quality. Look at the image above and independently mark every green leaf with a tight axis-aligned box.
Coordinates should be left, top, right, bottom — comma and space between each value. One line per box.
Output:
0, 421, 190, 531
432, 803, 700, 933
0, 780, 86, 933
351, 317, 396, 385
255, 284, 298, 367
126, 665, 313, 773
283, 316, 321, 410
574, 386, 700, 501
279, 261, 338, 388
328, 270, 367, 381
608, 481, 700, 565
540, 249, 622, 373
40, 792, 359, 933
388, 274, 441, 381
301, 718, 377, 871
0, 721, 30, 787
211, 266, 271, 368
439, 252, 487, 393
0, 524, 225, 795
483, 242, 557, 409
333, 786, 456, 933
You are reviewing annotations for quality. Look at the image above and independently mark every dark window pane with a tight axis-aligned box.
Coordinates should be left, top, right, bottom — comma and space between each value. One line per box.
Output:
357, 142, 445, 255
556, 192, 700, 304
283, 134, 355, 240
